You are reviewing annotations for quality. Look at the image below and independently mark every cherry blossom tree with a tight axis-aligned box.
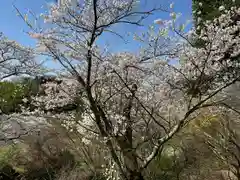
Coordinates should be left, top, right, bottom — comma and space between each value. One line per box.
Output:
0, 32, 45, 144
0, 33, 41, 81
15, 0, 240, 179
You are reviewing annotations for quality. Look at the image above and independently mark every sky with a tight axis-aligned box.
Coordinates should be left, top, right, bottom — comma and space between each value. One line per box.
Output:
0, 0, 192, 67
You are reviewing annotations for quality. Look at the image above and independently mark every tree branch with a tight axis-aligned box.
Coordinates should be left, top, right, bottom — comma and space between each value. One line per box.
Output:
142, 75, 240, 169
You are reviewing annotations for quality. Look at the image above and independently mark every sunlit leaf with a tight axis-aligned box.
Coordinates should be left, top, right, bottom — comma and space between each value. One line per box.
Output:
179, 24, 185, 32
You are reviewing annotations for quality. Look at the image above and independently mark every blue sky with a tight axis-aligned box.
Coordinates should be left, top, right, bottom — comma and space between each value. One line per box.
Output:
0, 0, 191, 50
98, 0, 193, 53
0, 0, 192, 71
0, 0, 48, 46
0, 0, 192, 65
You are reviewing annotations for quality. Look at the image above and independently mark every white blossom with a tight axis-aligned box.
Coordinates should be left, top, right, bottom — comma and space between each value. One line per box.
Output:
0, 33, 41, 80
18, 0, 240, 178
154, 19, 164, 25
219, 5, 225, 11
197, 17, 202, 22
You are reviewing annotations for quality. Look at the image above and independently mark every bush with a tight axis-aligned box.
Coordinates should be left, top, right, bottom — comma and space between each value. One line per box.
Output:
0, 77, 42, 114
55, 168, 106, 180
0, 145, 20, 169
0, 145, 23, 180
24, 149, 76, 180
0, 164, 21, 180
0, 82, 26, 114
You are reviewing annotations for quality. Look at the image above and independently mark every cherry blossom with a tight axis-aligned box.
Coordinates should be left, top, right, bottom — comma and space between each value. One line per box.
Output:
0, 33, 42, 80
219, 5, 225, 11
154, 19, 164, 25
15, 1, 240, 179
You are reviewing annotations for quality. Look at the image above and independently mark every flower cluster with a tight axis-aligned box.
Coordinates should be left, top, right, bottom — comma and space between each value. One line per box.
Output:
0, 33, 41, 80
31, 78, 81, 111
172, 7, 240, 97
103, 158, 121, 180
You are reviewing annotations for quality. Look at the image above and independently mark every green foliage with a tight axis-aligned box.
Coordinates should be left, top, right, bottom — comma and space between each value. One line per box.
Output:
0, 78, 40, 114
192, 0, 240, 30
0, 164, 21, 180
0, 82, 26, 114
0, 145, 21, 169
0, 142, 106, 180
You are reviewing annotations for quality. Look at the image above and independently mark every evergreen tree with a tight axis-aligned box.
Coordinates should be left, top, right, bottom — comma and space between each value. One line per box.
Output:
192, 0, 240, 30
0, 77, 41, 114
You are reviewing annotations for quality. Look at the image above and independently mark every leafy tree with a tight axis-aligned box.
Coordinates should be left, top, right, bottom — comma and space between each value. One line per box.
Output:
192, 0, 240, 30
0, 82, 27, 114
0, 78, 41, 114
0, 32, 43, 113
0, 76, 58, 114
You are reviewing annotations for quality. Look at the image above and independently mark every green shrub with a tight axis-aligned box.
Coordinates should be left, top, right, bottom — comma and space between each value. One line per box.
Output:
0, 82, 26, 114
24, 149, 76, 180
0, 77, 41, 114
0, 145, 20, 169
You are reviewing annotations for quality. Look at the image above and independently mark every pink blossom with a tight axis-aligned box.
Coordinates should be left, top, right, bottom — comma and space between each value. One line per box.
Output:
154, 19, 164, 25
29, 33, 42, 39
